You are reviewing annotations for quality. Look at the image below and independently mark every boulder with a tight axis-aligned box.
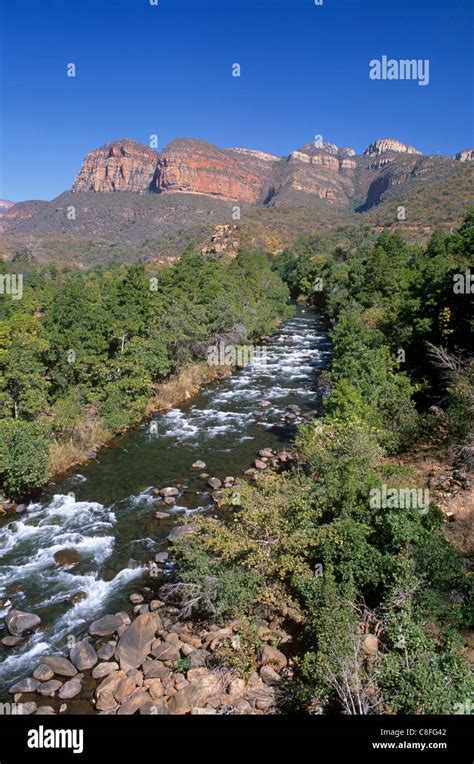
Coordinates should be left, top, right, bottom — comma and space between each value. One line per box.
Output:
259, 449, 274, 458
92, 662, 119, 679
154, 552, 168, 564
97, 642, 116, 661
192, 461, 206, 470
17, 702, 37, 715
38, 680, 63, 697
207, 477, 222, 490
115, 613, 161, 671
58, 678, 82, 699
160, 487, 179, 498
69, 639, 98, 671
254, 460, 267, 470
117, 688, 151, 715
129, 593, 144, 605
260, 665, 282, 685
8, 677, 40, 694
257, 645, 287, 672
33, 664, 54, 682
89, 614, 123, 637
53, 548, 80, 568
5, 609, 41, 636
2, 636, 23, 647
155, 511, 169, 520
167, 672, 222, 714
113, 675, 137, 704
151, 639, 181, 663
42, 656, 77, 677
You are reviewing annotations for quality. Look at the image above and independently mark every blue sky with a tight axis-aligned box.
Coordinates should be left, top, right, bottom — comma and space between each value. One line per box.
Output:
1, 0, 472, 201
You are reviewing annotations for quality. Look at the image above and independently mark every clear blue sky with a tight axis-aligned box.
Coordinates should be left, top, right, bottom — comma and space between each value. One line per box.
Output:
1, 0, 472, 201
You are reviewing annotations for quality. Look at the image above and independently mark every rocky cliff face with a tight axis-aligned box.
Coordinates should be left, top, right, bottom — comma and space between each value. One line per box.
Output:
69, 135, 436, 210
73, 139, 158, 192
154, 139, 271, 203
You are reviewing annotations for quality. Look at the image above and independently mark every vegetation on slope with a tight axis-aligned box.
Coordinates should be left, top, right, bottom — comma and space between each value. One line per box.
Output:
171, 212, 474, 714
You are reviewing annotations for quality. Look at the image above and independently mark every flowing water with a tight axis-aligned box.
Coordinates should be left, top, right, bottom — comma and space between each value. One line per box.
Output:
0, 306, 330, 691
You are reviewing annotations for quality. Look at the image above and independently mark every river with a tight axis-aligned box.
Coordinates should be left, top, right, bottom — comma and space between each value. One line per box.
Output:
0, 306, 330, 691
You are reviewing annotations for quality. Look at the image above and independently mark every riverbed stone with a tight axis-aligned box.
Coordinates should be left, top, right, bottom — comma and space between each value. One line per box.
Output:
97, 641, 116, 661
5, 609, 41, 636
42, 656, 77, 677
38, 680, 63, 697
117, 688, 151, 715
53, 548, 81, 568
58, 678, 82, 699
113, 675, 137, 703
33, 664, 54, 682
160, 487, 179, 498
155, 512, 169, 520
69, 639, 97, 671
254, 459, 267, 470
9, 677, 40, 694
92, 661, 119, 679
192, 461, 206, 470
2, 635, 24, 647
207, 477, 222, 490
89, 614, 123, 637
18, 702, 37, 715
154, 552, 168, 564
115, 613, 161, 671
129, 593, 144, 605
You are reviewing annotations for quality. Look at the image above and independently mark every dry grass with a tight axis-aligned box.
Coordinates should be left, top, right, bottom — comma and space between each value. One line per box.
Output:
144, 361, 232, 415
47, 362, 232, 481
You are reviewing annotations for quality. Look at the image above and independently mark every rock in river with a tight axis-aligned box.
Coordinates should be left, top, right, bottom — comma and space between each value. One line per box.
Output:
89, 614, 123, 637
5, 609, 41, 636
53, 548, 81, 568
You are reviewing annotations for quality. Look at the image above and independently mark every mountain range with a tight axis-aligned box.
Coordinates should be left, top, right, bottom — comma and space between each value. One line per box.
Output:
1, 136, 472, 266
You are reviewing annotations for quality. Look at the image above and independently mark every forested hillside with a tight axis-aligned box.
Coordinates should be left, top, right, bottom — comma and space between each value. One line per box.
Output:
0, 251, 290, 498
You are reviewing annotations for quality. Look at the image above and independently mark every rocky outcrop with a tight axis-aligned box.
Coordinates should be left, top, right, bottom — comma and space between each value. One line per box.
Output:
72, 139, 158, 192
364, 138, 422, 157
200, 224, 240, 257
454, 148, 474, 162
